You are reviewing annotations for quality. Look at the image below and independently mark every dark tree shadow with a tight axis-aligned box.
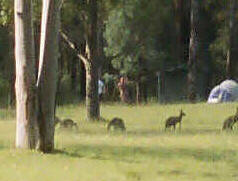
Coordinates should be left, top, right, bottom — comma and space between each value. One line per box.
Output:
53, 143, 238, 164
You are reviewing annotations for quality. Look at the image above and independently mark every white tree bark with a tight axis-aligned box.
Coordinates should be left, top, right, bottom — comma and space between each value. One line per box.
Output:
37, 0, 62, 152
15, 0, 37, 149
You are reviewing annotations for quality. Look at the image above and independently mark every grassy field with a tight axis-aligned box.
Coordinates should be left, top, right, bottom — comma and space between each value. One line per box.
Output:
0, 103, 238, 181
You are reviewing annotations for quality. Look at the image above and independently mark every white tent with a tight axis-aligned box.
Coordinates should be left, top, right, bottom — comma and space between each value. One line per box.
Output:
207, 80, 238, 103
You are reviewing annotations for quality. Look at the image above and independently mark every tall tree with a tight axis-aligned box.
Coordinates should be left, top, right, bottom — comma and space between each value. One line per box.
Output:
174, 0, 184, 63
85, 0, 99, 120
37, 0, 62, 152
14, 0, 37, 149
61, 0, 100, 120
173, 0, 190, 63
226, 0, 238, 79
188, 0, 200, 102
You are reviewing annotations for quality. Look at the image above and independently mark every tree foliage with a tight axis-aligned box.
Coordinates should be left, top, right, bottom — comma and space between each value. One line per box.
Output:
0, 0, 237, 106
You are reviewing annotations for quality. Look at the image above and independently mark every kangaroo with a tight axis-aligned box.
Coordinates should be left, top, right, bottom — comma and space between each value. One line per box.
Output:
60, 119, 78, 129
165, 110, 186, 131
107, 117, 126, 132
55, 117, 78, 130
222, 107, 238, 130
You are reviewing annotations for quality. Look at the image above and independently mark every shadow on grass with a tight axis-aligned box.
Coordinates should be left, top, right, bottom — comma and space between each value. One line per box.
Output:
63, 128, 225, 137
54, 143, 238, 164
53, 149, 84, 159
126, 128, 222, 136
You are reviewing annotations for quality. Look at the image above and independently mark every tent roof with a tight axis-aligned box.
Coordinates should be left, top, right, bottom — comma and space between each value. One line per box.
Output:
208, 80, 238, 103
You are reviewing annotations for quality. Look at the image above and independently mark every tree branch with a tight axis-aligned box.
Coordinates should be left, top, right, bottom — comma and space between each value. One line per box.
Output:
60, 30, 88, 66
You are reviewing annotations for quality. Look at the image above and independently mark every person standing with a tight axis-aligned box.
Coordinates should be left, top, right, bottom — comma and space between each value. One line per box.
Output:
117, 76, 130, 103
98, 79, 104, 101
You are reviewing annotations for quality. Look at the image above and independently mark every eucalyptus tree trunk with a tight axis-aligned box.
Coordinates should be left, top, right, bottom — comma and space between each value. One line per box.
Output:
59, 0, 100, 120
85, 0, 100, 121
80, 61, 86, 99
37, 0, 61, 153
136, 81, 141, 104
85, 61, 99, 120
15, 0, 37, 149
226, 0, 238, 79
188, 0, 200, 102
174, 0, 184, 63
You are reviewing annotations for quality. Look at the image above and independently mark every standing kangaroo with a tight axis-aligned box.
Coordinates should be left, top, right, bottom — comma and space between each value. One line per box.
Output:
222, 107, 238, 130
165, 110, 186, 131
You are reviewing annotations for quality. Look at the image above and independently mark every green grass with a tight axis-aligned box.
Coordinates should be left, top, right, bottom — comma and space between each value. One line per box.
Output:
0, 103, 238, 181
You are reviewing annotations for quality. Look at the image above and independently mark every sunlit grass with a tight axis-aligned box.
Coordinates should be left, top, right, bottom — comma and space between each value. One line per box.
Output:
0, 103, 237, 181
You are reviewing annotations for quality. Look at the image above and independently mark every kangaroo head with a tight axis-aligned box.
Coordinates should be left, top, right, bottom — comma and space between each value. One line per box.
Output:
180, 109, 186, 117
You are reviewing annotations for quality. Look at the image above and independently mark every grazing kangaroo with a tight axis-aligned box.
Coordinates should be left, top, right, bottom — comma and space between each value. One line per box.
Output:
55, 117, 78, 129
165, 110, 186, 131
107, 117, 126, 132
60, 119, 78, 129
222, 107, 238, 130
